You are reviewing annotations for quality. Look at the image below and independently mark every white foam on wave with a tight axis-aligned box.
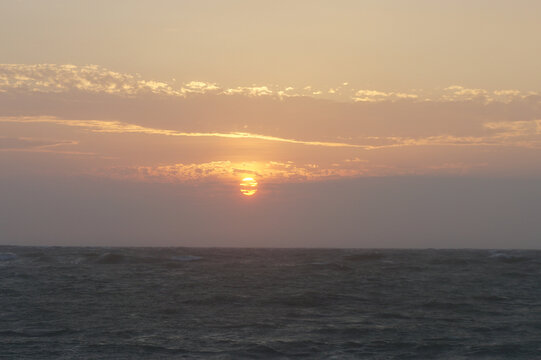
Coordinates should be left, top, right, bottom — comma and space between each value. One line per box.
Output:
489, 252, 512, 258
488, 251, 529, 262
489, 250, 521, 258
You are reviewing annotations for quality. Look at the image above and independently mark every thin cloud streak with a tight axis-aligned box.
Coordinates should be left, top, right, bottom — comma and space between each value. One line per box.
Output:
2, 116, 541, 151
0, 136, 108, 157
0, 116, 366, 149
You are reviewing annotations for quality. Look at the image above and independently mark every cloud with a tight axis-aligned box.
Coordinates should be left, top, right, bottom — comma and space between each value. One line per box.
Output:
181, 81, 220, 94
1, 65, 541, 183
0, 116, 366, 149
440, 85, 540, 103
0, 136, 100, 156
352, 86, 538, 103
3, 116, 541, 152
96, 156, 496, 184
97, 160, 376, 184
443, 85, 487, 100
484, 119, 541, 135
2, 64, 538, 103
353, 89, 421, 102
0, 136, 74, 150
0, 64, 183, 96
0, 64, 318, 99
223, 86, 273, 97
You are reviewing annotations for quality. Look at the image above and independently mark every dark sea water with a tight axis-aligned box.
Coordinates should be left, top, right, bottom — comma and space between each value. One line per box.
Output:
1, 247, 541, 359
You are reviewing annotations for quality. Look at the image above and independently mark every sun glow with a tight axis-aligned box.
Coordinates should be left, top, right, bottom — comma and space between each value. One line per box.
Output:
240, 177, 258, 196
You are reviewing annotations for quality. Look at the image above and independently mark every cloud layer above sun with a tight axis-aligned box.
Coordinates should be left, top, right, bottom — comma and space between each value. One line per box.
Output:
2, 64, 538, 103
3, 1, 541, 248
2, 64, 541, 185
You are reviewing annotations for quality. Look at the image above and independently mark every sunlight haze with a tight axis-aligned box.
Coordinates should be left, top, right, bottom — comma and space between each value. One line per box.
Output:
1, 0, 541, 248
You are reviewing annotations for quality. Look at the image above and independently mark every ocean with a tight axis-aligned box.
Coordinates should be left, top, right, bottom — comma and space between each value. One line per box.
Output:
1, 247, 540, 359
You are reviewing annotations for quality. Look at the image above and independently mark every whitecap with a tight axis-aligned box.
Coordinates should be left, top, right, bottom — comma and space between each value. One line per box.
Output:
488, 251, 529, 263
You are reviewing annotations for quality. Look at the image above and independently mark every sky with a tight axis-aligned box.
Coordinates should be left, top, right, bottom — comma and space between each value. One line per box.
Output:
1, 0, 541, 248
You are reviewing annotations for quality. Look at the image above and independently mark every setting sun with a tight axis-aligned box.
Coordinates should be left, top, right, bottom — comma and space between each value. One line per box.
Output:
240, 177, 258, 196
3, 1, 541, 358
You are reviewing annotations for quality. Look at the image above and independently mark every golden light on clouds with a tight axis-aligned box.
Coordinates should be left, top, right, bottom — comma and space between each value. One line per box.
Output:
2, 1, 541, 251
0, 116, 364, 149
103, 161, 373, 184
240, 177, 258, 196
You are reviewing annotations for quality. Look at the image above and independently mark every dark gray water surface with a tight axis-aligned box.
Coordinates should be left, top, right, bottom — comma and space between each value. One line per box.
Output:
1, 247, 541, 359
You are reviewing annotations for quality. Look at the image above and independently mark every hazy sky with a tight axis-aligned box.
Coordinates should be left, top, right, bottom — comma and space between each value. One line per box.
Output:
1, 1, 540, 248
3, 0, 541, 90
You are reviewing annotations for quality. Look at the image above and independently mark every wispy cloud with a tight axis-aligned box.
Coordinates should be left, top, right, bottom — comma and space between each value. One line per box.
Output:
0, 136, 75, 150
484, 119, 541, 135
0, 136, 101, 156
3, 116, 541, 151
0, 116, 365, 149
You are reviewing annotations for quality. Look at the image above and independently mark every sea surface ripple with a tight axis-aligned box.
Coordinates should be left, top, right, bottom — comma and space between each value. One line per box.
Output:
1, 247, 541, 359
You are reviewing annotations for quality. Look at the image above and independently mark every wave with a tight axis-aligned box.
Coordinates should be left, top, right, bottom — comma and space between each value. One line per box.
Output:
0, 328, 71, 338
471, 294, 509, 302
343, 252, 384, 262
170, 255, 202, 262
488, 252, 531, 263
421, 300, 475, 311
241, 344, 288, 357
266, 290, 337, 308
429, 257, 472, 265
183, 293, 250, 306
92, 252, 203, 265
0, 252, 17, 261
307, 262, 352, 271
95, 252, 125, 264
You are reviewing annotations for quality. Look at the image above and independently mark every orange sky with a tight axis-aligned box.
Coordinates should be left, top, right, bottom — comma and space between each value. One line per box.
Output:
1, 1, 541, 248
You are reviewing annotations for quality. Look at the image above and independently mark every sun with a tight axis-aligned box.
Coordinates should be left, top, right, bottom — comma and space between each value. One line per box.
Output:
240, 177, 258, 196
